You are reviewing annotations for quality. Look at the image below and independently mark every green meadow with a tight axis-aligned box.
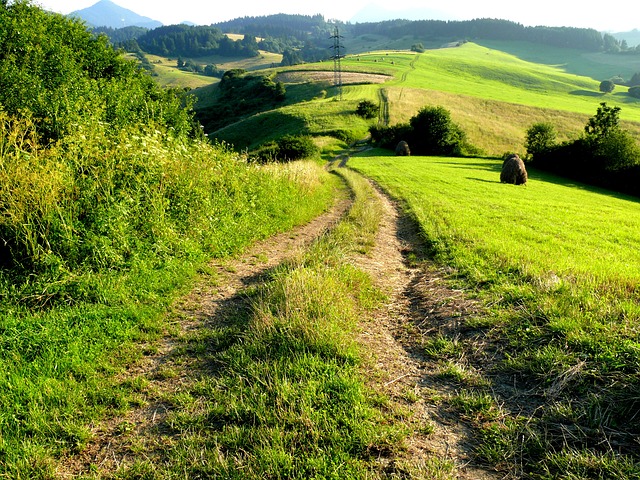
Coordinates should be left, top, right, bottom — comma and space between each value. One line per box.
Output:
5, 5, 640, 476
349, 153, 640, 478
209, 42, 640, 156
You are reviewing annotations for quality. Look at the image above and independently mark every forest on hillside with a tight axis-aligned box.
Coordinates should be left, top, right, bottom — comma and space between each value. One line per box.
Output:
101, 14, 639, 65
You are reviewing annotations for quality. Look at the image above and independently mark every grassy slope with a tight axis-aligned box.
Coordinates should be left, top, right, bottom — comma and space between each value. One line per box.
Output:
348, 154, 640, 478
476, 40, 640, 82
206, 42, 640, 156
141, 51, 283, 89
0, 157, 340, 478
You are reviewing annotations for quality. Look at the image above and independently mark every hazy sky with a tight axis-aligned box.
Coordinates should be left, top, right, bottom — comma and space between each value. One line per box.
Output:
36, 0, 640, 32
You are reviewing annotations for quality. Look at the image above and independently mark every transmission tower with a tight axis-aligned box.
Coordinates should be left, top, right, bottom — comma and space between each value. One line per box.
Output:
330, 26, 344, 100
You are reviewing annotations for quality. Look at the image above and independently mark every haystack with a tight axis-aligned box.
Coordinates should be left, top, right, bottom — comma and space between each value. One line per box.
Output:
500, 153, 527, 185
395, 140, 411, 156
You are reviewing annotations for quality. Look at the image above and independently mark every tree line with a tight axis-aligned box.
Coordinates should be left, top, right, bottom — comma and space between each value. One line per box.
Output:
121, 24, 260, 58
94, 14, 638, 69
352, 18, 626, 53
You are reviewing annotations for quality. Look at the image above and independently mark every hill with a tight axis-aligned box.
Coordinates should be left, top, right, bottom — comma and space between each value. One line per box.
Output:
70, 0, 162, 28
613, 29, 640, 47
202, 42, 640, 157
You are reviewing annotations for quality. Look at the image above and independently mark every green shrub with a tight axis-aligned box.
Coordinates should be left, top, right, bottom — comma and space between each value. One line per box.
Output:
252, 135, 318, 163
0, 1, 193, 143
599, 80, 615, 93
369, 123, 412, 149
355, 100, 378, 119
408, 106, 464, 155
370, 106, 477, 156
629, 86, 640, 99
525, 122, 557, 158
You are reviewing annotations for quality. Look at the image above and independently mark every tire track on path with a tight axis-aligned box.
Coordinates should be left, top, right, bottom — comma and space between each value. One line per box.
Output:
349, 171, 501, 479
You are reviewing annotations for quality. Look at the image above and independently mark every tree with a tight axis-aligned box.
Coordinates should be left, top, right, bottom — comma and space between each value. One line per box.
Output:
356, 100, 378, 119
629, 72, 640, 87
599, 80, 615, 93
583, 103, 639, 172
525, 122, 556, 158
280, 49, 303, 66
584, 102, 621, 140
629, 86, 640, 99
408, 106, 468, 156
594, 129, 640, 171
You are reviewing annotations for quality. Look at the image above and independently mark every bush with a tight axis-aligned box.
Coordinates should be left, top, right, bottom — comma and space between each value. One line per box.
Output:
369, 105, 478, 156
592, 129, 640, 172
252, 135, 318, 163
356, 100, 378, 119
0, 1, 193, 143
528, 103, 640, 196
369, 123, 412, 149
525, 122, 557, 158
276, 135, 318, 161
408, 106, 469, 156
599, 80, 615, 93
629, 86, 640, 99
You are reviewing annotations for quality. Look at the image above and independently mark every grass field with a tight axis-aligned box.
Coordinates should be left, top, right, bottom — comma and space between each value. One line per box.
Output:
348, 153, 640, 478
141, 51, 283, 89
207, 42, 640, 157
0, 151, 340, 478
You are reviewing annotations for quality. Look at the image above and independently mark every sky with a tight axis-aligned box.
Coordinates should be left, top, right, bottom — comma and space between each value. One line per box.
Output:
35, 0, 640, 33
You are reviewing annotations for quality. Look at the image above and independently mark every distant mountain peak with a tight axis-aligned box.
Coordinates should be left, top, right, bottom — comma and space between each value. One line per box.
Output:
70, 0, 162, 29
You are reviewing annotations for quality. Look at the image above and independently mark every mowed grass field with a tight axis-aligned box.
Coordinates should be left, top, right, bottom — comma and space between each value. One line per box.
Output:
348, 153, 640, 477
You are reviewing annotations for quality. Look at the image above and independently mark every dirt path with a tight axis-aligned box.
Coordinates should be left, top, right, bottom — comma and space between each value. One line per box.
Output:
351, 180, 502, 479
58, 194, 352, 477
59, 167, 502, 479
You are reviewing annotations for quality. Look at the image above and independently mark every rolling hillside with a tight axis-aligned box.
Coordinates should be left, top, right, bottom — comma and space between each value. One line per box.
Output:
5, 4, 640, 478
203, 41, 640, 156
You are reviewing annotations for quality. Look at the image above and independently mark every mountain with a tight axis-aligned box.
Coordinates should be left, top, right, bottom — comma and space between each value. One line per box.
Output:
69, 0, 162, 29
612, 29, 640, 47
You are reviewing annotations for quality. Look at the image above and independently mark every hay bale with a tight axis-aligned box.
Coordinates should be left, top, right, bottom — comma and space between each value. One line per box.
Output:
500, 154, 527, 185
395, 141, 411, 156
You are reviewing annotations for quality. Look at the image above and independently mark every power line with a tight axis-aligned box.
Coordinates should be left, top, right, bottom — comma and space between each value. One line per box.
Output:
329, 26, 344, 100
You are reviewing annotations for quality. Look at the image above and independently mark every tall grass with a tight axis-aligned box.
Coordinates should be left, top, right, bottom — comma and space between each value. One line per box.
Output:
0, 110, 338, 477
349, 154, 640, 478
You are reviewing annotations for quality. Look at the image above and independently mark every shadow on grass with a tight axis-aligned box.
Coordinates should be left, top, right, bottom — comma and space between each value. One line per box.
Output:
570, 89, 604, 97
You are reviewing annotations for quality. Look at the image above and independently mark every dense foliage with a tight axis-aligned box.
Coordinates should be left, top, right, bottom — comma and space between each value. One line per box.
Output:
135, 24, 259, 58
370, 105, 478, 156
251, 135, 319, 163
0, 1, 191, 144
195, 70, 286, 134
527, 103, 640, 196
352, 18, 625, 52
355, 100, 378, 119
216, 15, 630, 55
214, 14, 330, 44
93, 25, 148, 45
